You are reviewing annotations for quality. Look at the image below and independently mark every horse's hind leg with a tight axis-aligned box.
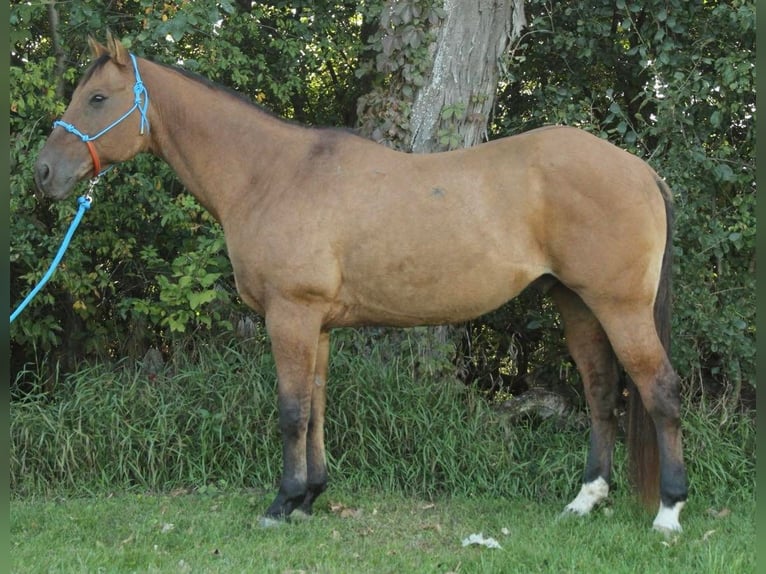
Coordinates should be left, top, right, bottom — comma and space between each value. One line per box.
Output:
551, 284, 620, 516
596, 304, 688, 533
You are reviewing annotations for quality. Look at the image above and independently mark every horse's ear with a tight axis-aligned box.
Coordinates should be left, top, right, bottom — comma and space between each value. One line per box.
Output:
88, 36, 108, 60
105, 30, 130, 66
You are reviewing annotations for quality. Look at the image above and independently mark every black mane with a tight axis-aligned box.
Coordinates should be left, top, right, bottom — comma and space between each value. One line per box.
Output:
80, 53, 111, 85
84, 52, 363, 140
82, 52, 289, 121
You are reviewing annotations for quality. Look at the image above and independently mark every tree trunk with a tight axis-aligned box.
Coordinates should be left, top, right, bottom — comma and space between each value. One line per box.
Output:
47, 0, 67, 100
409, 0, 526, 153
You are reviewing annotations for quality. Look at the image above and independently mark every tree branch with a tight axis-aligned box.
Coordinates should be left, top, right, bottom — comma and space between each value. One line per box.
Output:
47, 0, 67, 100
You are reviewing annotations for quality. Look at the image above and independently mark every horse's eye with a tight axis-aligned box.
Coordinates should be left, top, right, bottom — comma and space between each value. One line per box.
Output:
90, 94, 107, 105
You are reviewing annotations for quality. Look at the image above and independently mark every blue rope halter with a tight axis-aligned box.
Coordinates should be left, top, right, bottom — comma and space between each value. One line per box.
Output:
53, 53, 150, 177
10, 53, 149, 324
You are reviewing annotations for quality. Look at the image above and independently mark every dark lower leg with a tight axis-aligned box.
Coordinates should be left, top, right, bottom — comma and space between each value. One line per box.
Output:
298, 332, 330, 514
651, 364, 688, 507
553, 284, 619, 487
263, 305, 324, 520
265, 395, 310, 519
581, 360, 619, 485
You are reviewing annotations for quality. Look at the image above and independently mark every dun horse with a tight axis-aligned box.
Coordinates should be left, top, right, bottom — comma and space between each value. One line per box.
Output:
34, 35, 688, 533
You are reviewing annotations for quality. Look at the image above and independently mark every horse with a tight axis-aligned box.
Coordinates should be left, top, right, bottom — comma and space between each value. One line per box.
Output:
33, 33, 688, 533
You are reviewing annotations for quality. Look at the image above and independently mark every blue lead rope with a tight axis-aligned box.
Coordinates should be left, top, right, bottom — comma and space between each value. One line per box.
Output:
10, 194, 93, 324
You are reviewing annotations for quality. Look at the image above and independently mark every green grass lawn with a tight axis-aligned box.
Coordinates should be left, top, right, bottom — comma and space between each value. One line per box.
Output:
11, 487, 754, 573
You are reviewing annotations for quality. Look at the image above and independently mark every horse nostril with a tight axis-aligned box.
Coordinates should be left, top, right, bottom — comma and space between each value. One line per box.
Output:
34, 161, 51, 191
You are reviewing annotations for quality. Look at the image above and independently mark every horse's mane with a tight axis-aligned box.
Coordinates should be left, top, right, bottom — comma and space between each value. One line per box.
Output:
162, 61, 274, 115
81, 53, 112, 85
82, 52, 365, 141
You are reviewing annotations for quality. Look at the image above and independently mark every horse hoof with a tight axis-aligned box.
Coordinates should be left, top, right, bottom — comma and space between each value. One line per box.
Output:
652, 501, 685, 536
561, 477, 609, 517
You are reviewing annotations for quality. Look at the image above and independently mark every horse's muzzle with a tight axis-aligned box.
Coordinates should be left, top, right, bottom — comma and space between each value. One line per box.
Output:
33, 155, 77, 200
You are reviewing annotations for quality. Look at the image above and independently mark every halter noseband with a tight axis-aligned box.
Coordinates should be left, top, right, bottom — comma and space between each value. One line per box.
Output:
53, 53, 149, 178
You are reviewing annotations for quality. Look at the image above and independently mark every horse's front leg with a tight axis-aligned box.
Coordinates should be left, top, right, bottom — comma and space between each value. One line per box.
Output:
262, 303, 326, 522
297, 330, 330, 515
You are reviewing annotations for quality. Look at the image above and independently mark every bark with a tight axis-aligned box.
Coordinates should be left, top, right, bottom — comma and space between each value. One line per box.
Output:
409, 0, 526, 152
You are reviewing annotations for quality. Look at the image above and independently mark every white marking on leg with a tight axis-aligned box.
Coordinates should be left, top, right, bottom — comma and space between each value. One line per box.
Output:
562, 477, 610, 516
652, 501, 685, 534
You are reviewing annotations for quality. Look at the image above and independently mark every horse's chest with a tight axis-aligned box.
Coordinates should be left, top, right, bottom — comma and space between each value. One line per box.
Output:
225, 244, 268, 313
230, 268, 267, 315
226, 232, 339, 314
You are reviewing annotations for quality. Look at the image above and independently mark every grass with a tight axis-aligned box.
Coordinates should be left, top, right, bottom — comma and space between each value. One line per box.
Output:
11, 488, 755, 573
10, 331, 756, 572
11, 333, 595, 499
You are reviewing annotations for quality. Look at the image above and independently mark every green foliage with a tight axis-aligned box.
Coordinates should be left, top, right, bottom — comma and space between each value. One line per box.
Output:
11, 337, 278, 496
9, 333, 580, 499
437, 101, 468, 149
10, 138, 240, 367
10, 489, 756, 573
355, 0, 445, 148
11, 491, 756, 573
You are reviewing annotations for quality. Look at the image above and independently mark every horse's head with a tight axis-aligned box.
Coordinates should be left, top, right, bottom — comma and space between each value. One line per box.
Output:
35, 32, 150, 199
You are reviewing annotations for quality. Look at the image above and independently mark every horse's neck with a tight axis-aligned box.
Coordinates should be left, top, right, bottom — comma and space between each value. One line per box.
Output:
143, 61, 308, 221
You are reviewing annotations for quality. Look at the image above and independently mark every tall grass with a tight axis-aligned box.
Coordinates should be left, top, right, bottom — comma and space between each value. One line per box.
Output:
11, 340, 281, 496
11, 331, 755, 508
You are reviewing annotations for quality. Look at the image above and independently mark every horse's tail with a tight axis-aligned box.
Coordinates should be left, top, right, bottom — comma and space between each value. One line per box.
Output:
626, 177, 674, 509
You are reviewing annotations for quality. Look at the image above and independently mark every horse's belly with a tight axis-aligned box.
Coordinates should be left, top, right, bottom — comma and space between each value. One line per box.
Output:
330, 260, 544, 328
